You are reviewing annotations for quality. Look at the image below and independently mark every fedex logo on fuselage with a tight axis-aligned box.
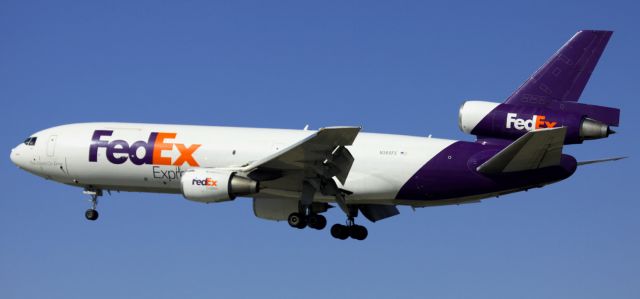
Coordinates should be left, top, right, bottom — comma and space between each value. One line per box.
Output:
89, 130, 201, 166
506, 113, 557, 131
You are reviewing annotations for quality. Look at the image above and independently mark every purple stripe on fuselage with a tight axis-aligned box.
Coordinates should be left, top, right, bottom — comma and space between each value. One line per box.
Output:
395, 141, 577, 201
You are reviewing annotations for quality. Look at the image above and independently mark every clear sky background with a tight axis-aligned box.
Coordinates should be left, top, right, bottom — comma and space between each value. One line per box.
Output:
1, 1, 638, 298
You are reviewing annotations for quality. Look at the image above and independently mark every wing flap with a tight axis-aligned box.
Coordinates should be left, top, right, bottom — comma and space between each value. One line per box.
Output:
326, 145, 355, 185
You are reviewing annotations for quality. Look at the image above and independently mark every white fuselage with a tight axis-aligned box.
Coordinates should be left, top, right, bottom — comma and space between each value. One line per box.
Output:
10, 123, 456, 204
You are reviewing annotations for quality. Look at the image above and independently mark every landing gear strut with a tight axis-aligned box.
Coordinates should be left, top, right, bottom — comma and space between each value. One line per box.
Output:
287, 180, 328, 230
286, 180, 365, 240
83, 188, 102, 221
328, 194, 368, 240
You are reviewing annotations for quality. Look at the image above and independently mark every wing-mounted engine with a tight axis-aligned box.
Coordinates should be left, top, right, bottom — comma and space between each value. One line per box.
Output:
180, 168, 259, 203
458, 100, 619, 144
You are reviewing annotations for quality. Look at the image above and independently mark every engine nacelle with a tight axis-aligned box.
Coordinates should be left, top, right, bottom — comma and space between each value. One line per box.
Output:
181, 168, 259, 203
459, 100, 618, 144
253, 197, 299, 221
458, 101, 501, 134
253, 197, 331, 221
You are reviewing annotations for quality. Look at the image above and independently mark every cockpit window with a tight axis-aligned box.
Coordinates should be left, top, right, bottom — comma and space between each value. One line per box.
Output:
23, 137, 37, 146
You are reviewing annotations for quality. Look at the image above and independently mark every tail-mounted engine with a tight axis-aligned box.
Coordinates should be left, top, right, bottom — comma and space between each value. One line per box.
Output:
459, 100, 619, 144
180, 168, 259, 203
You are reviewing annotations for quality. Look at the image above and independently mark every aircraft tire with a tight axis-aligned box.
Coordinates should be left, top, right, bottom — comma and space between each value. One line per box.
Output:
330, 224, 349, 240
307, 214, 327, 230
85, 209, 99, 221
287, 212, 306, 229
350, 225, 368, 240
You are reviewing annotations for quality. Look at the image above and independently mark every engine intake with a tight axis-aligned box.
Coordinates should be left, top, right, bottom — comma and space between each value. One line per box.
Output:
181, 168, 259, 203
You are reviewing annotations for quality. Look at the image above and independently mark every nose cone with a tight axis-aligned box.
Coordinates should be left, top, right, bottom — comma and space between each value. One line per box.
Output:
10, 148, 18, 165
10, 147, 26, 168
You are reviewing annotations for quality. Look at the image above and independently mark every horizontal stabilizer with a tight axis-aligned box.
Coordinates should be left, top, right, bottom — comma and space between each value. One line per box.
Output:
577, 156, 627, 166
477, 127, 567, 174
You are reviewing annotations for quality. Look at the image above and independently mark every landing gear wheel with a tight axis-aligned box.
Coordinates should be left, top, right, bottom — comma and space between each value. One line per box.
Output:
83, 188, 102, 221
85, 209, 99, 221
330, 224, 349, 240
287, 212, 307, 229
307, 214, 327, 230
349, 225, 368, 240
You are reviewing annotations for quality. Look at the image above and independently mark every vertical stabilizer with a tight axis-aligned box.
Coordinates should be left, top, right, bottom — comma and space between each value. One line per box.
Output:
505, 30, 612, 106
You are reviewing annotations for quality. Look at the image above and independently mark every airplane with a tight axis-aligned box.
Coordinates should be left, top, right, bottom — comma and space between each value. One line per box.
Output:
10, 30, 623, 240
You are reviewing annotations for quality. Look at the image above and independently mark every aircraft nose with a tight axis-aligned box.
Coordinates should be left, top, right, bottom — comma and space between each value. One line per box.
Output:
10, 148, 17, 164
10, 147, 24, 168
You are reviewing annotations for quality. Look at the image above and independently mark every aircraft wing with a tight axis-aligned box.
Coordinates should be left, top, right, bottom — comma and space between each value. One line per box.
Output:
477, 127, 567, 174
241, 126, 361, 190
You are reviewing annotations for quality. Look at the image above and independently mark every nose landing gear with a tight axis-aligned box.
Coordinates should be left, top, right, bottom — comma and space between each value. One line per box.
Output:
85, 208, 99, 221
83, 189, 102, 221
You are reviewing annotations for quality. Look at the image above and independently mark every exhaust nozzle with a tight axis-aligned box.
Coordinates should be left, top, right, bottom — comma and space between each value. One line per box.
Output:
580, 118, 613, 140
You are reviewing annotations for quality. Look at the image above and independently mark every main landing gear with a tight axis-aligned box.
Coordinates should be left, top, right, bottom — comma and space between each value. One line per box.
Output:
287, 181, 328, 230
83, 188, 102, 221
287, 205, 368, 241
288, 180, 369, 240
287, 212, 327, 230
330, 218, 368, 241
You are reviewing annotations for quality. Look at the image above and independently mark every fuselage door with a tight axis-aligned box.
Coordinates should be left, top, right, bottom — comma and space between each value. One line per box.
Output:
47, 135, 57, 157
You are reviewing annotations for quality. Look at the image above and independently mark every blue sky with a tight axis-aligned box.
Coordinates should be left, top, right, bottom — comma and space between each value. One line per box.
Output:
1, 1, 638, 298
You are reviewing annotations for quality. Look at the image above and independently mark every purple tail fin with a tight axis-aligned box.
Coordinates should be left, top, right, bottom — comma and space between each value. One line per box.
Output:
505, 30, 612, 106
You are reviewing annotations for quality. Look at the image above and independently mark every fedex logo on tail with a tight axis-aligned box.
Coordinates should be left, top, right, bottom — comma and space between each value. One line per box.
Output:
89, 130, 201, 166
506, 113, 557, 131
